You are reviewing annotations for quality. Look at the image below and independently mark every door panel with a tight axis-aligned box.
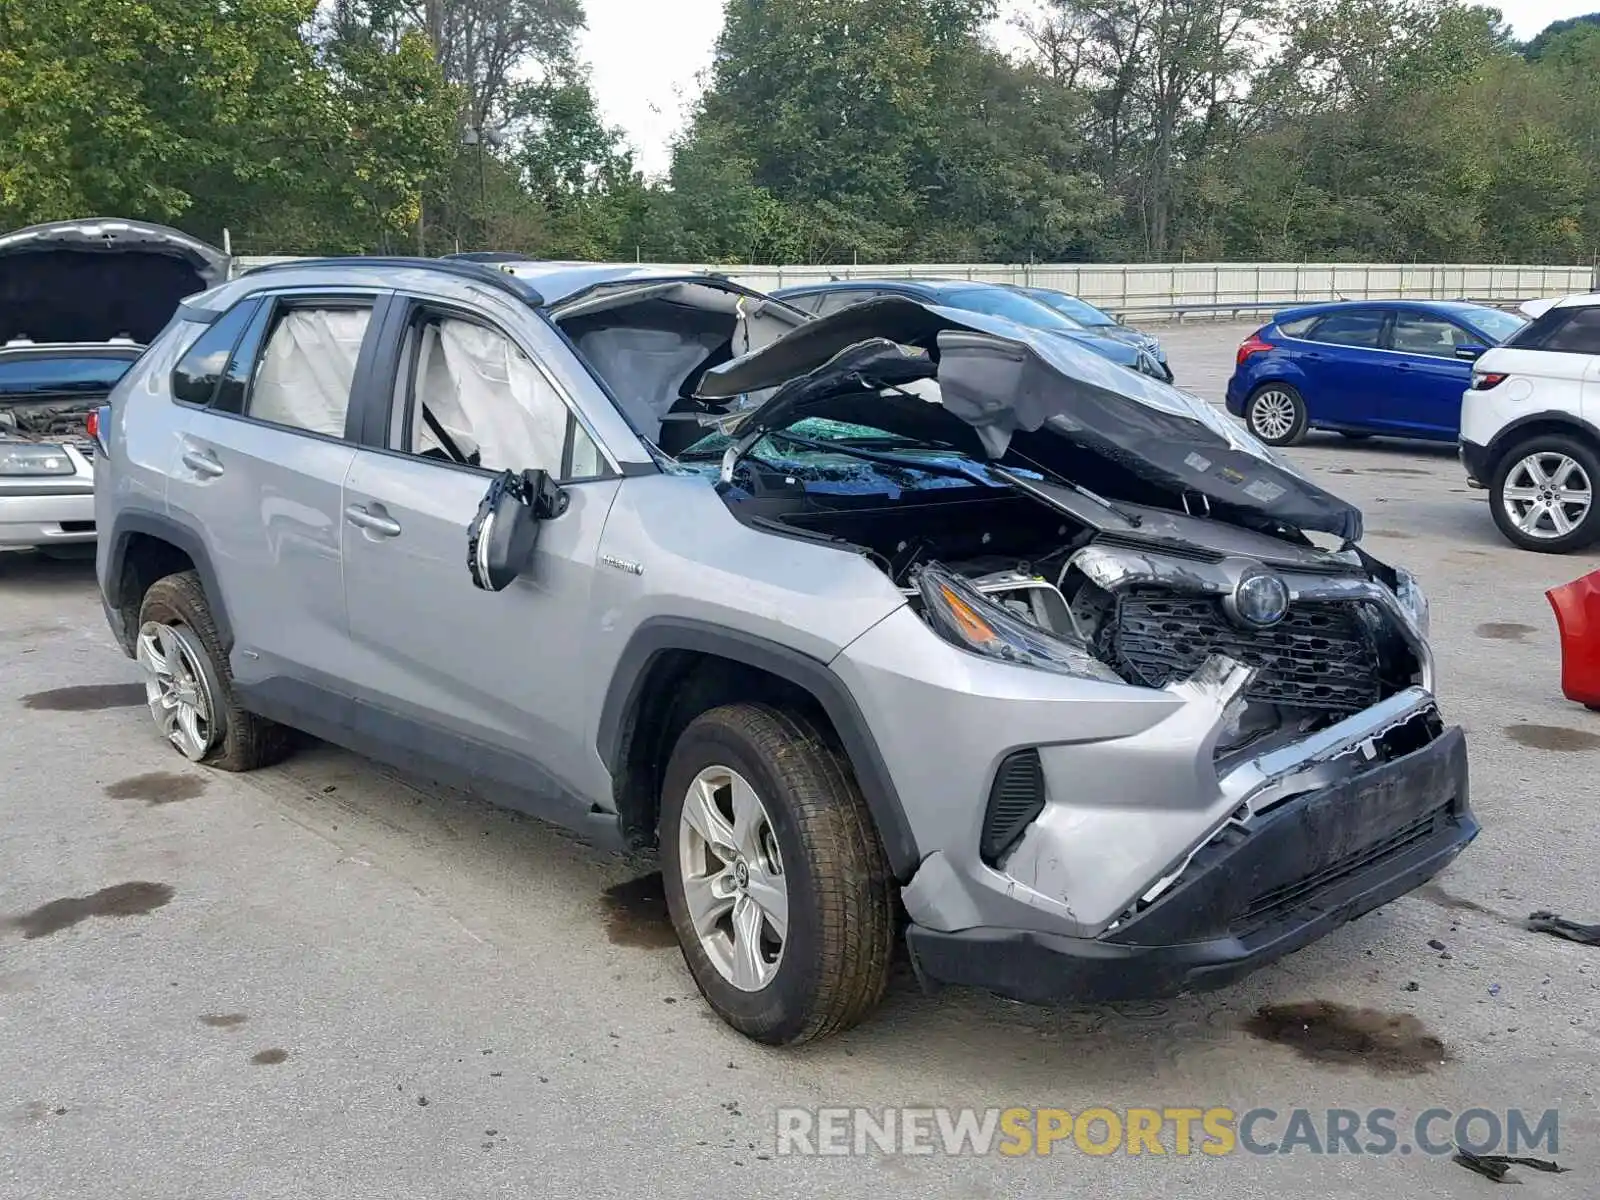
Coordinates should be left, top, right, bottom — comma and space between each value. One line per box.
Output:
162, 295, 380, 690
168, 413, 356, 686
1296, 309, 1390, 427
1378, 313, 1475, 436
340, 450, 621, 813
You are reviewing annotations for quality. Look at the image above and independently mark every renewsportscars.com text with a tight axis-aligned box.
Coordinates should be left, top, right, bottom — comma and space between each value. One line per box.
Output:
774, 1106, 1560, 1158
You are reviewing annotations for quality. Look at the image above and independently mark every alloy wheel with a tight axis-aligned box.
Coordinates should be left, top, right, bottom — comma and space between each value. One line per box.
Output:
1500, 452, 1593, 541
1249, 389, 1299, 441
136, 621, 217, 761
677, 765, 789, 992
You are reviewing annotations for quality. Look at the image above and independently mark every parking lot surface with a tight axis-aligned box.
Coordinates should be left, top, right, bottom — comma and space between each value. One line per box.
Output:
4, 321, 1599, 1199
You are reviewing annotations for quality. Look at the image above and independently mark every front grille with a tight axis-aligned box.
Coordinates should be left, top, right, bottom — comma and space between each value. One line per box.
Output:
1105, 587, 1382, 715
1233, 804, 1449, 933
980, 749, 1046, 864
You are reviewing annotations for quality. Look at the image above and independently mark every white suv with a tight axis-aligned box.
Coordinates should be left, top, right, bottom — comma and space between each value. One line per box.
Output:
1460, 292, 1600, 552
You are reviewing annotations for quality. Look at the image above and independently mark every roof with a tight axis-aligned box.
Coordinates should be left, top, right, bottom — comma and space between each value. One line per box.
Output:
1272, 298, 1519, 322
0, 341, 144, 358
774, 277, 999, 297
1552, 292, 1600, 309
240, 258, 744, 309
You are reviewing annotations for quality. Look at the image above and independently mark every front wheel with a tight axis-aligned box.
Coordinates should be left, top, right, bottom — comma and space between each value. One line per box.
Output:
660, 703, 896, 1045
1489, 435, 1600, 553
1245, 384, 1308, 446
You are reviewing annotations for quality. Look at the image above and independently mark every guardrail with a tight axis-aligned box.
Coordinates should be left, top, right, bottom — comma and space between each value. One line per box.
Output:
231, 256, 1597, 319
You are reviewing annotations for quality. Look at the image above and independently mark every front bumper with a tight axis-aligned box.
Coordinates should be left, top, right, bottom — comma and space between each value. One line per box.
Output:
1458, 439, 1490, 489
0, 487, 96, 546
907, 725, 1475, 1003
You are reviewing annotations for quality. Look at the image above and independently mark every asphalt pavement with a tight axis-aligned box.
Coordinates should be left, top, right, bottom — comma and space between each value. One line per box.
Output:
4, 320, 1599, 1198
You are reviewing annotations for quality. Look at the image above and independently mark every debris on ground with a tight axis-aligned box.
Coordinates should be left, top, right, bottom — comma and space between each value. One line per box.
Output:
1453, 1147, 1569, 1183
1527, 911, 1600, 946
1428, 938, 1447, 951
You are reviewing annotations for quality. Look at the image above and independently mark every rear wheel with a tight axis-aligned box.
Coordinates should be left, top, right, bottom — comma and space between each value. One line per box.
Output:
135, 571, 292, 770
659, 703, 895, 1045
1245, 383, 1308, 446
1489, 435, 1600, 553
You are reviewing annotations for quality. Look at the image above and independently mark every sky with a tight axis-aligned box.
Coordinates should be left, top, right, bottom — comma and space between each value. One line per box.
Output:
578, 0, 1597, 178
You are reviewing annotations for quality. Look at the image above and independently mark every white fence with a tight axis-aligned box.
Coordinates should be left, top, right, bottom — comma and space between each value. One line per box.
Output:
233, 257, 1597, 319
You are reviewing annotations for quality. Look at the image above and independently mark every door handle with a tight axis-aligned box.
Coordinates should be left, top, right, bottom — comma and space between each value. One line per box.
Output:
180, 448, 225, 478
344, 503, 402, 537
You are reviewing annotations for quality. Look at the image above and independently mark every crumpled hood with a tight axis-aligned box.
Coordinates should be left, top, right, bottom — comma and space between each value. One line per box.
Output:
0, 218, 229, 345
696, 295, 1363, 542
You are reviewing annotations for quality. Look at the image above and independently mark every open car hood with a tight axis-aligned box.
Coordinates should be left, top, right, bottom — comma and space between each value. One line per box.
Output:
0, 218, 229, 345
695, 296, 1363, 543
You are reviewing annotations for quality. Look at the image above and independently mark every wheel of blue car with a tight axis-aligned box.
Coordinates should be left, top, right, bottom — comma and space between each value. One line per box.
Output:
1245, 384, 1307, 446
659, 702, 895, 1045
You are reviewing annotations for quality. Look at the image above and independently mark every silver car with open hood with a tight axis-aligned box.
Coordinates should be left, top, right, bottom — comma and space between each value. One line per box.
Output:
96, 259, 1474, 1043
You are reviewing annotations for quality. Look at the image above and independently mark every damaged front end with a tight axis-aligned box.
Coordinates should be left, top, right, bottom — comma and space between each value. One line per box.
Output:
685, 295, 1475, 1001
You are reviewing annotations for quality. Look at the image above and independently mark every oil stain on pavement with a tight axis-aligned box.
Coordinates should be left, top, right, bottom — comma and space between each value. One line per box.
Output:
199, 1014, 249, 1029
5, 882, 175, 939
601, 873, 677, 949
1243, 1001, 1447, 1075
1505, 724, 1600, 752
1476, 622, 1537, 642
104, 772, 207, 805
19, 683, 147, 711
250, 1049, 289, 1066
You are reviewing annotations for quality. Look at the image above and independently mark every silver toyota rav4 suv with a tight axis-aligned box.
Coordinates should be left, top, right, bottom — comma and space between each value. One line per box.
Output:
96, 257, 1475, 1044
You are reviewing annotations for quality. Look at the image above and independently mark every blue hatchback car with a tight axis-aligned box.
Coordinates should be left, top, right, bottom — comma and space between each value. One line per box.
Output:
1225, 300, 1527, 445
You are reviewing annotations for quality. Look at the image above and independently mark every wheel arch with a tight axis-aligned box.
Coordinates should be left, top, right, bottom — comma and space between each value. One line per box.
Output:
102, 512, 230, 655
1486, 413, 1600, 476
596, 618, 921, 880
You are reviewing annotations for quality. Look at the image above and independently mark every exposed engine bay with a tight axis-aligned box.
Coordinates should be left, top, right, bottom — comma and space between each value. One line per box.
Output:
0, 397, 97, 444
727, 475, 1427, 764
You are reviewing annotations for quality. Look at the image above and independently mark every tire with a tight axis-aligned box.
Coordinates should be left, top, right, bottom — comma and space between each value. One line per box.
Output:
1488, 434, 1600, 554
659, 703, 895, 1045
1245, 383, 1308, 446
135, 570, 292, 771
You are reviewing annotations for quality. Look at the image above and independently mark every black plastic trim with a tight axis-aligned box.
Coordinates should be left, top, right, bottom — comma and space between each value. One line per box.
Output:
101, 510, 234, 651
907, 727, 1476, 1004
596, 617, 921, 878
1484, 411, 1600, 469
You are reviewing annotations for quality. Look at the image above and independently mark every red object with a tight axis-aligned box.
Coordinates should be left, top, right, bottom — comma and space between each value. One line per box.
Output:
1547, 569, 1600, 709
84, 409, 99, 441
1236, 334, 1274, 367
1471, 372, 1508, 390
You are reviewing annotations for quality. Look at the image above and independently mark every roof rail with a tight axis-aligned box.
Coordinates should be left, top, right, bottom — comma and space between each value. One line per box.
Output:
240, 255, 546, 306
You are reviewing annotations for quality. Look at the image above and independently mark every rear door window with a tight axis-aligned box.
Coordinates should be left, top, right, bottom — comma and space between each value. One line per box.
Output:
813, 290, 884, 316
240, 303, 374, 438
1306, 310, 1386, 348
1389, 313, 1475, 358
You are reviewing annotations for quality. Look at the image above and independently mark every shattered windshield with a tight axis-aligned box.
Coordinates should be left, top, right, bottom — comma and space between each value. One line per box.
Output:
676, 416, 1009, 494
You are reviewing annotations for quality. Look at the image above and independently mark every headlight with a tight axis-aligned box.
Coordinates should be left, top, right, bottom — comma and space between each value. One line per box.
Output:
1392, 567, 1430, 637
0, 443, 75, 476
915, 563, 1125, 683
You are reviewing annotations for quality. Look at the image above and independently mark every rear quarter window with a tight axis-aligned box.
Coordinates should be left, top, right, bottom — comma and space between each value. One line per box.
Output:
1508, 306, 1600, 354
1277, 316, 1318, 337
171, 299, 262, 406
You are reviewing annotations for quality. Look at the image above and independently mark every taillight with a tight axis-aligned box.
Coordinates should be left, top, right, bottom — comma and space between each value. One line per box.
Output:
1237, 334, 1274, 366
88, 404, 111, 454
1472, 373, 1508, 391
